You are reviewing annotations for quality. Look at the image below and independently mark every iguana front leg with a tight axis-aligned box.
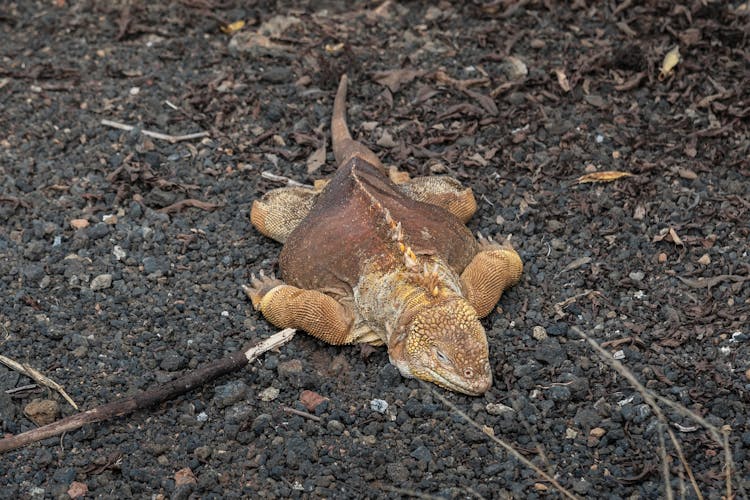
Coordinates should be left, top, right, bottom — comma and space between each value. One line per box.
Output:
398, 176, 477, 223
461, 236, 523, 318
243, 273, 355, 345
251, 186, 318, 243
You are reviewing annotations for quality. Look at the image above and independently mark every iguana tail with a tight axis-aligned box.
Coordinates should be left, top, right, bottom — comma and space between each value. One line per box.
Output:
332, 74, 384, 170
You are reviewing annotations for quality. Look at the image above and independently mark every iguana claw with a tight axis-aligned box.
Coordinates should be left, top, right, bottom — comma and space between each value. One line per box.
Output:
243, 271, 284, 309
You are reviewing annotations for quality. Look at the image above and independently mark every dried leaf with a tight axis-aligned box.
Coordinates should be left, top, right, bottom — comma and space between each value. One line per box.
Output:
464, 89, 498, 116
614, 71, 646, 91
174, 467, 197, 486
376, 130, 397, 148
676, 167, 697, 179
561, 256, 592, 273
677, 274, 749, 289
668, 227, 683, 245
372, 69, 425, 93
220, 20, 245, 34
325, 42, 344, 55
653, 227, 683, 245
554, 68, 571, 92
577, 171, 633, 183
434, 70, 489, 90
464, 152, 488, 167
658, 46, 680, 81
306, 145, 327, 174
158, 199, 222, 214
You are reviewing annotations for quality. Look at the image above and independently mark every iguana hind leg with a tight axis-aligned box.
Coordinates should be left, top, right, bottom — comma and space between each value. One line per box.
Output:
461, 235, 523, 318
251, 186, 318, 243
399, 176, 477, 223
243, 272, 355, 345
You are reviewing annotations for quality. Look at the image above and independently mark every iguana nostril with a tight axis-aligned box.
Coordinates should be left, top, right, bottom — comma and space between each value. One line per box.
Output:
464, 368, 473, 378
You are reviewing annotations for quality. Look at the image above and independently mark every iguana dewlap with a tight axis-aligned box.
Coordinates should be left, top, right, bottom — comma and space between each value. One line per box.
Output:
244, 75, 522, 396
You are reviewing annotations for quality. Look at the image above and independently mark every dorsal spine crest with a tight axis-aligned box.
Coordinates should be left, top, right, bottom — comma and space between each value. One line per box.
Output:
351, 164, 420, 272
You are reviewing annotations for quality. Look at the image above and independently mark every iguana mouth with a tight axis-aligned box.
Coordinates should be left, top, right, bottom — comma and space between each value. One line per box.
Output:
427, 368, 491, 396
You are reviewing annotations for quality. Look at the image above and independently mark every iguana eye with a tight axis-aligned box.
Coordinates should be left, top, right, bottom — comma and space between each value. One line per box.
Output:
435, 349, 450, 364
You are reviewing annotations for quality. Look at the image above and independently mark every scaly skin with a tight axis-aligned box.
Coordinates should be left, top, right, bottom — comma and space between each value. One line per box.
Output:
245, 74, 523, 395
353, 258, 492, 395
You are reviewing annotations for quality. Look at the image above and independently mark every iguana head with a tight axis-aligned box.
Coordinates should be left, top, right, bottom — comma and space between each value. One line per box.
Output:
389, 299, 492, 396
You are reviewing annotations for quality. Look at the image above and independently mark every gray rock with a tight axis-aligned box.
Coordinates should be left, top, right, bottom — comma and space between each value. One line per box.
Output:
86, 222, 110, 240
533, 339, 566, 366
410, 445, 432, 463
159, 351, 187, 371
90, 273, 112, 290
548, 385, 571, 402
386, 462, 409, 483
326, 419, 344, 435
214, 380, 248, 408
194, 446, 212, 461
142, 256, 169, 275
252, 413, 273, 434
23, 264, 45, 283
277, 359, 303, 378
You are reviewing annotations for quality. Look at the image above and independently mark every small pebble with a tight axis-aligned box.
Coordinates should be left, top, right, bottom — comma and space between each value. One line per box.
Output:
486, 403, 514, 415
410, 445, 432, 463
113, 245, 127, 260
214, 381, 248, 408
194, 446, 212, 461
90, 273, 112, 291
24, 399, 60, 426
70, 219, 89, 229
259, 387, 279, 402
532, 326, 548, 341
370, 399, 388, 413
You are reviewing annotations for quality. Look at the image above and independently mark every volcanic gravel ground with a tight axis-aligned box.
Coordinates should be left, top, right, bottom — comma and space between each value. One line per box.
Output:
1, 1, 749, 498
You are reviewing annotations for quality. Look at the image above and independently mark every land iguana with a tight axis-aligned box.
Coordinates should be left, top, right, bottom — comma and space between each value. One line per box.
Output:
244, 75, 522, 395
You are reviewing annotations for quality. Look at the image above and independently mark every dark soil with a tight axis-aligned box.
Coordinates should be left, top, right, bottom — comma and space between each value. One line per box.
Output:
1, 1, 749, 498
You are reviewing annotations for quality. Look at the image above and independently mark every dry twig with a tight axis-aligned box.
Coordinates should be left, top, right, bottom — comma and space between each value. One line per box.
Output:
427, 383, 579, 500
260, 170, 313, 188
0, 329, 296, 453
0, 355, 78, 410
281, 405, 322, 422
100, 119, 209, 143
572, 326, 740, 500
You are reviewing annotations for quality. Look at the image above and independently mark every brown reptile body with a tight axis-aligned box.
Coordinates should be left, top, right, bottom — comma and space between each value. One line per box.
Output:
245, 75, 522, 395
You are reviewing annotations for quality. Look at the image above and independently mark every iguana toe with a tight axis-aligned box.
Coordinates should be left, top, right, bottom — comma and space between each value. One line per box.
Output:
243, 271, 285, 309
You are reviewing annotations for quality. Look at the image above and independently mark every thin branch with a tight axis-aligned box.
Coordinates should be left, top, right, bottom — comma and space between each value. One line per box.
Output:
260, 170, 313, 188
100, 119, 209, 143
0, 355, 78, 410
571, 326, 732, 500
426, 383, 579, 500
5, 384, 39, 395
0, 329, 295, 453
281, 406, 322, 422
373, 482, 447, 500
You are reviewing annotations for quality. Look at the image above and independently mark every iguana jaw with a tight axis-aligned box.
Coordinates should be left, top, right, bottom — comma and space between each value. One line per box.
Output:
388, 299, 493, 396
